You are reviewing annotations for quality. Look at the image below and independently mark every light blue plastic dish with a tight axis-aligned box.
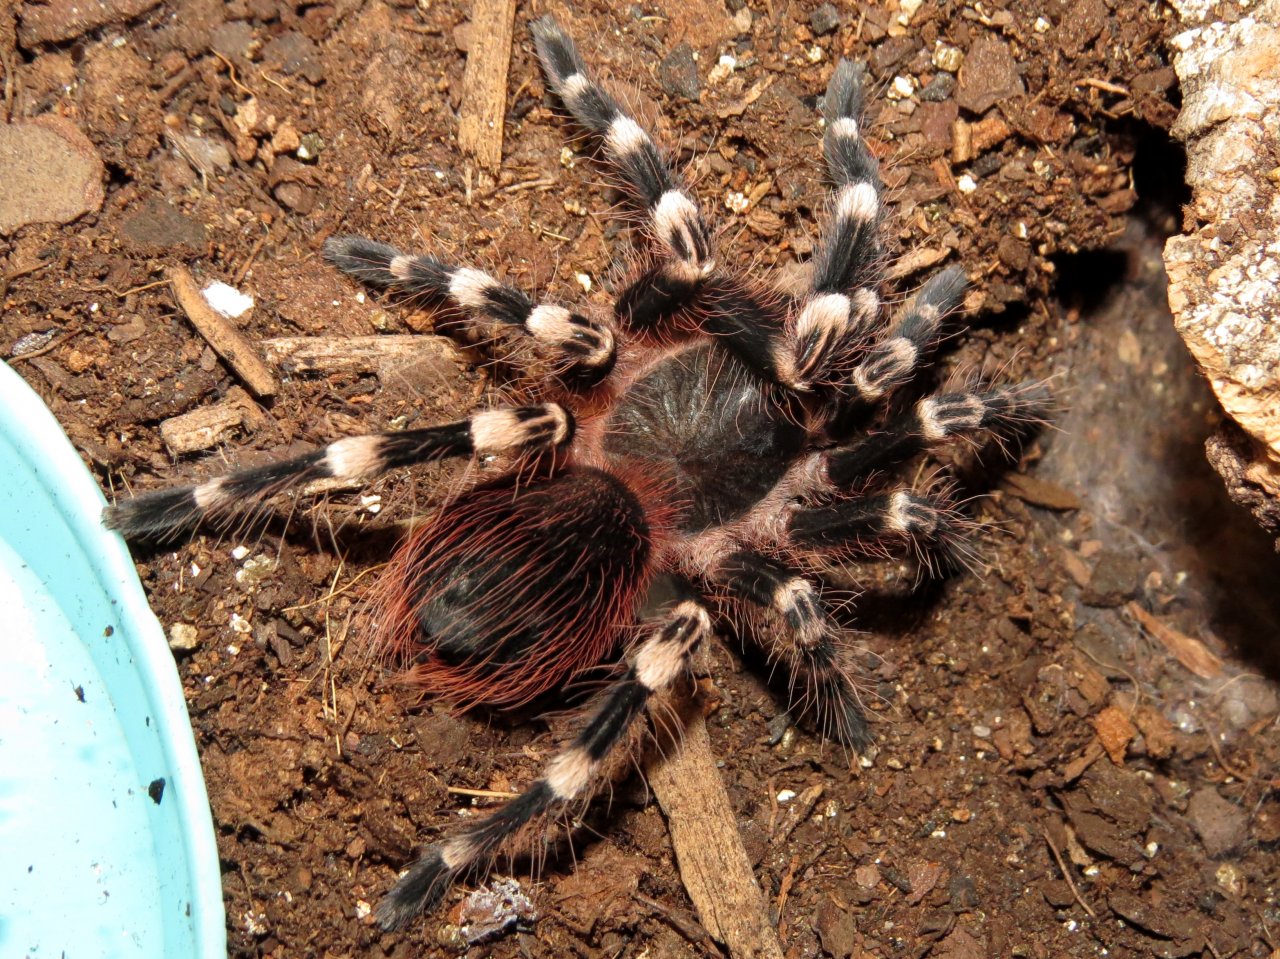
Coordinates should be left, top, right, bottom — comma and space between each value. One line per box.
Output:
0, 361, 225, 958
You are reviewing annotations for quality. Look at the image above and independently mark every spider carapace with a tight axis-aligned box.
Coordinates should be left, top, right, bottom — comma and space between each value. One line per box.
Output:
105, 15, 1047, 931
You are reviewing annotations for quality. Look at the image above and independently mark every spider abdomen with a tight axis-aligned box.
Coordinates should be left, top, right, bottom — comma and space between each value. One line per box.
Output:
605, 343, 805, 532
375, 468, 653, 707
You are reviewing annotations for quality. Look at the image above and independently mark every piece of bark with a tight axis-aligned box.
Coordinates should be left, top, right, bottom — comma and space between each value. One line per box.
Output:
1163, 0, 1280, 535
167, 266, 277, 398
260, 335, 456, 376
649, 700, 785, 959
456, 0, 518, 171
1126, 602, 1224, 679
158, 386, 267, 454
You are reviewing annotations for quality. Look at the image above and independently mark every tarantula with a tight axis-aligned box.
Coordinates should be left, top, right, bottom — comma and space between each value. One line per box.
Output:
106, 16, 1045, 932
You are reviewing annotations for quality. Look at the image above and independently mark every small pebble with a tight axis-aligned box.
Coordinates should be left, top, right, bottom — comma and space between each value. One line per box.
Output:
658, 43, 700, 101
919, 73, 956, 102
297, 132, 325, 161
776, 789, 797, 802
809, 2, 841, 36
168, 623, 200, 652
887, 75, 916, 100
932, 44, 964, 73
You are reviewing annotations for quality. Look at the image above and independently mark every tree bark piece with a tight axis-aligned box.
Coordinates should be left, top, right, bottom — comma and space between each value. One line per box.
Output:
1163, 0, 1280, 542
167, 266, 277, 398
159, 386, 267, 455
649, 702, 786, 959
260, 335, 456, 377
457, 0, 518, 171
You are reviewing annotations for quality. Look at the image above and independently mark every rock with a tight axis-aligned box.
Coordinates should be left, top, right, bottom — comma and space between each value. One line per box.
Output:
955, 34, 1025, 115
809, 3, 841, 36
168, 623, 200, 652
1081, 550, 1142, 607
0, 117, 104, 235
119, 197, 207, 254
658, 42, 700, 101
210, 20, 257, 66
1187, 786, 1247, 857
17, 0, 162, 45
919, 73, 956, 102
814, 898, 858, 958
1108, 891, 1197, 942
262, 32, 325, 84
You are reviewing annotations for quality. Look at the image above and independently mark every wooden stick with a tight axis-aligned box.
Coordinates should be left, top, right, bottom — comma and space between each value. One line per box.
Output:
167, 266, 277, 398
259, 335, 456, 376
456, 0, 518, 172
649, 698, 786, 959
159, 385, 266, 454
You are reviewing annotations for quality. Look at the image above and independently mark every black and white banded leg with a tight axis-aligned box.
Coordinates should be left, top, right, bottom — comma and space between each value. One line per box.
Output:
789, 486, 972, 575
532, 16, 714, 332
324, 235, 615, 386
376, 599, 712, 930
781, 60, 886, 391
715, 550, 872, 749
843, 266, 968, 406
824, 385, 1052, 484
104, 404, 573, 540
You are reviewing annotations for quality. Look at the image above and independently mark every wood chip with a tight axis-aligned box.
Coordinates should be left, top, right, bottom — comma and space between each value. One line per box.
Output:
456, 0, 518, 171
1089, 705, 1136, 766
1001, 472, 1083, 511
260, 335, 457, 376
1126, 602, 1224, 679
1062, 739, 1105, 783
650, 699, 785, 959
886, 245, 950, 281
159, 385, 267, 454
167, 265, 277, 398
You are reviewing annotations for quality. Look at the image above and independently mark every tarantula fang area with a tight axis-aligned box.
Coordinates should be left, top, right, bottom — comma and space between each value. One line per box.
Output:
104, 15, 1048, 933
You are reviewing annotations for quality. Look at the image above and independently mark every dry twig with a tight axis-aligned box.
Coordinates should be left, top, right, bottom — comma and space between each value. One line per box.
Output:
167, 265, 277, 398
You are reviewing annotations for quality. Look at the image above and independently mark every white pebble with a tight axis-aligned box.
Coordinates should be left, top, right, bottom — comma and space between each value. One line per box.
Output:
932, 44, 965, 73
575, 272, 592, 293
887, 75, 916, 100
776, 789, 797, 803
231, 545, 250, 561
957, 174, 978, 194
708, 54, 737, 85
168, 623, 200, 651
202, 281, 255, 319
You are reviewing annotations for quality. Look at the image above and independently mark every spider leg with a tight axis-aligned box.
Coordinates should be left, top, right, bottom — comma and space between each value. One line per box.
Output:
844, 266, 968, 406
531, 16, 713, 331
714, 549, 873, 749
789, 486, 973, 576
824, 384, 1052, 485
375, 599, 712, 930
324, 235, 615, 387
781, 60, 887, 391
103, 404, 573, 541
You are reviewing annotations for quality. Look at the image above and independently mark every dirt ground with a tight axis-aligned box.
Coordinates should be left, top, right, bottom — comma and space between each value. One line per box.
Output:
5, 0, 1280, 957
